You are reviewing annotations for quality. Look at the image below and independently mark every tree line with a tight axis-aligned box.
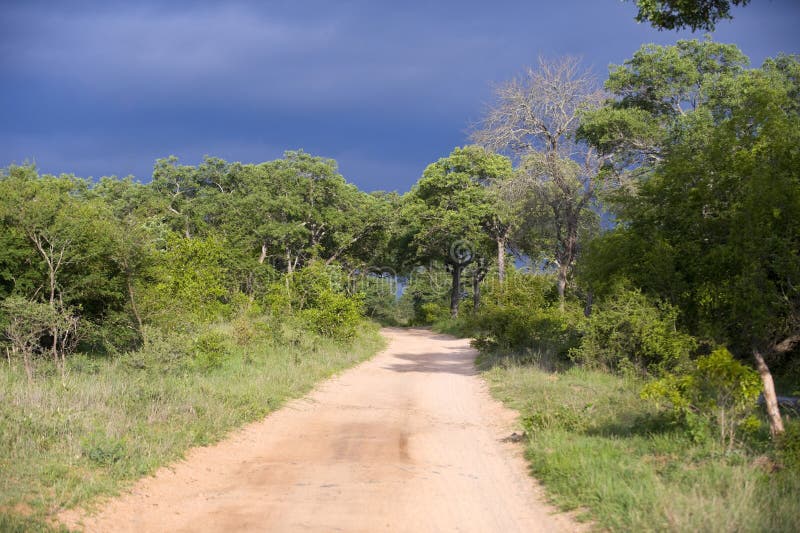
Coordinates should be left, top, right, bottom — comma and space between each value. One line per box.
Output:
395, 39, 799, 439
2, 39, 798, 438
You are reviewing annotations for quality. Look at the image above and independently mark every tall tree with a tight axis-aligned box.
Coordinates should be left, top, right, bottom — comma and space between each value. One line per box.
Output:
581, 52, 800, 435
397, 146, 511, 318
472, 57, 606, 305
0, 166, 110, 371
92, 176, 162, 339
219, 151, 387, 274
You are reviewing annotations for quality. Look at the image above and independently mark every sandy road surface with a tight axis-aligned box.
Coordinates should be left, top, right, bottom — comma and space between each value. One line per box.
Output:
62, 328, 575, 532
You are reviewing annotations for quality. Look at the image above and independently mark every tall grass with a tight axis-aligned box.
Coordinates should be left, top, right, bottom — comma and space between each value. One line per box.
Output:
479, 352, 800, 533
0, 318, 384, 530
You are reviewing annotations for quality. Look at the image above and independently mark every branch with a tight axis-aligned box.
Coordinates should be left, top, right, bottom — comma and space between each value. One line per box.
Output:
771, 334, 800, 355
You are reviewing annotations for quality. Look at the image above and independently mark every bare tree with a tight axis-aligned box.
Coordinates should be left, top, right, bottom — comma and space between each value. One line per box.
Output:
472, 57, 607, 305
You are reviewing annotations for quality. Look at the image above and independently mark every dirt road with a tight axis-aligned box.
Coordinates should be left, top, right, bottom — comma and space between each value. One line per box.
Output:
63, 328, 575, 532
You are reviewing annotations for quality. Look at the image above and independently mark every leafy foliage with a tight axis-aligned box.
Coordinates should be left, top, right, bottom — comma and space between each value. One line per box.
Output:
190, 331, 230, 371
463, 271, 583, 360
140, 235, 231, 328
631, 0, 751, 31
270, 262, 365, 341
582, 48, 800, 362
641, 348, 761, 448
570, 287, 696, 376
396, 146, 512, 317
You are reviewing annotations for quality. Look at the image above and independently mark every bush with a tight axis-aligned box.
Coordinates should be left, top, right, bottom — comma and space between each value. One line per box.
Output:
190, 331, 230, 370
80, 310, 141, 355
419, 302, 449, 324
300, 290, 364, 341
776, 420, 800, 472
230, 315, 256, 345
571, 287, 695, 375
124, 325, 190, 371
397, 265, 451, 325
267, 262, 366, 341
467, 272, 582, 359
140, 235, 232, 329
1, 297, 81, 380
357, 273, 403, 325
641, 347, 761, 449
1, 297, 54, 376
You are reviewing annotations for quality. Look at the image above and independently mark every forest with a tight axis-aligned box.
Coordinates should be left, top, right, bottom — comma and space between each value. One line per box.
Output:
1, 27, 799, 533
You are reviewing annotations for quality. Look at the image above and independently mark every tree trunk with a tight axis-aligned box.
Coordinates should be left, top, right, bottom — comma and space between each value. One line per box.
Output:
48, 262, 60, 369
450, 264, 462, 319
584, 290, 593, 317
258, 243, 268, 264
555, 211, 579, 311
753, 347, 784, 436
556, 262, 568, 310
48, 265, 56, 308
497, 237, 506, 285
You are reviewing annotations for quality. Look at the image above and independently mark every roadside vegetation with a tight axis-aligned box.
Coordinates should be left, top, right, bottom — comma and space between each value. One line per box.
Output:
425, 269, 800, 532
406, 39, 798, 532
481, 355, 799, 532
0, 318, 382, 531
2, 6, 797, 531
0, 153, 389, 529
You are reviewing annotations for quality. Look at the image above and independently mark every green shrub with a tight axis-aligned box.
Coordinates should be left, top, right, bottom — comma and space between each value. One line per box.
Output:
1, 296, 83, 380
300, 291, 364, 341
467, 272, 582, 359
641, 347, 761, 448
571, 287, 695, 375
140, 235, 232, 328
230, 314, 258, 345
190, 331, 230, 370
398, 265, 450, 325
358, 273, 402, 325
125, 325, 190, 371
419, 302, 449, 324
776, 419, 800, 472
79, 310, 142, 355
267, 262, 366, 341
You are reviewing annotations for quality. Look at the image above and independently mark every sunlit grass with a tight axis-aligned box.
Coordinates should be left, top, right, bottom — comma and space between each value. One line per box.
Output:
0, 319, 385, 530
480, 352, 800, 533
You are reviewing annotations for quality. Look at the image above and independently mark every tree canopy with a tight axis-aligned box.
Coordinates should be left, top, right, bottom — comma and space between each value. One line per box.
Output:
631, 0, 751, 31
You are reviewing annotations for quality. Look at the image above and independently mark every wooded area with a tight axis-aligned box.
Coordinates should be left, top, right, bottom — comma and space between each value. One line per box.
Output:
2, 38, 797, 440
1, 29, 798, 532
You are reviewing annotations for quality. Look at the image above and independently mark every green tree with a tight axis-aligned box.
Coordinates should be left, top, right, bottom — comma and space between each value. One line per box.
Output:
92, 176, 163, 340
140, 234, 232, 329
0, 166, 113, 370
630, 0, 751, 31
215, 152, 388, 277
397, 146, 511, 317
579, 39, 749, 187
582, 52, 800, 435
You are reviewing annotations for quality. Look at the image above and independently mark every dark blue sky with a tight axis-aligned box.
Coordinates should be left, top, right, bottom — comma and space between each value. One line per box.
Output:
2, 1, 798, 192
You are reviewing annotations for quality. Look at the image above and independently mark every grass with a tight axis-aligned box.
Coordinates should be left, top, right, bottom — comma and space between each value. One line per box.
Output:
0, 316, 385, 531
479, 351, 800, 533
